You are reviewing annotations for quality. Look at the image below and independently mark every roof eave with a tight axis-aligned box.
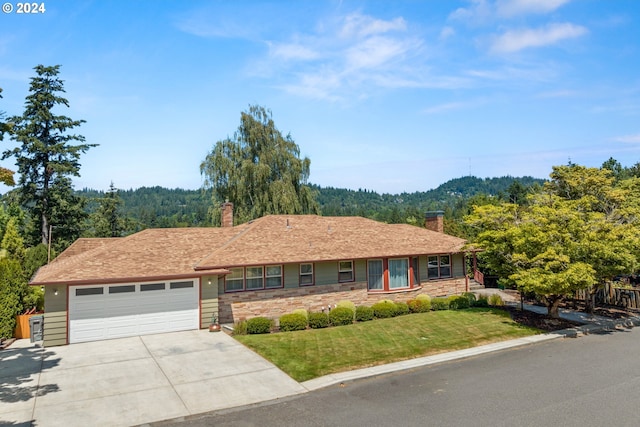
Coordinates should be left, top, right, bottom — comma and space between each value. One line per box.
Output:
30, 269, 231, 286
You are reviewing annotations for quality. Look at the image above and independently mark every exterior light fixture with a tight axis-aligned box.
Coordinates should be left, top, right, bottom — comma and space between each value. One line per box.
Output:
54, 288, 58, 296
208, 278, 212, 285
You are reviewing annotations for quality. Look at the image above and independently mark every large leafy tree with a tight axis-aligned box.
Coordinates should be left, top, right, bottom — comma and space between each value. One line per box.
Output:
1, 65, 96, 246
201, 105, 319, 224
466, 164, 640, 318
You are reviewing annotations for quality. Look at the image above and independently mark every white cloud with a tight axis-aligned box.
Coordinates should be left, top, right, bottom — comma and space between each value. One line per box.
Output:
613, 133, 640, 144
345, 36, 416, 70
259, 12, 442, 101
339, 13, 407, 39
490, 22, 588, 53
422, 99, 486, 114
439, 26, 455, 40
496, 0, 572, 17
449, 0, 492, 24
535, 89, 578, 98
268, 42, 320, 61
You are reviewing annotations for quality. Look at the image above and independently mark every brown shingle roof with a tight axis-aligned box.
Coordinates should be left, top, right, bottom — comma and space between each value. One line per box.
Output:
30, 215, 466, 286
196, 215, 466, 269
54, 237, 122, 262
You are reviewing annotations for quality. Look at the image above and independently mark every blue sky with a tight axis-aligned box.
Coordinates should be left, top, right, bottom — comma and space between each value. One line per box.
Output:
1, 0, 639, 194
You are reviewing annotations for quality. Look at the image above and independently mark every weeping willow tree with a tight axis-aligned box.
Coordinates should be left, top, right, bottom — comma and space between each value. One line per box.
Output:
200, 105, 319, 225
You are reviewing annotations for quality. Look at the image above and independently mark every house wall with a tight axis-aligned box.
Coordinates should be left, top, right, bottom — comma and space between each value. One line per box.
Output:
200, 276, 219, 328
43, 285, 68, 346
217, 276, 468, 323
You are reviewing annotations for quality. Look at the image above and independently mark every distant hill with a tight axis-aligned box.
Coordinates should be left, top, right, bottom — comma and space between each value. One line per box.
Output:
77, 175, 545, 229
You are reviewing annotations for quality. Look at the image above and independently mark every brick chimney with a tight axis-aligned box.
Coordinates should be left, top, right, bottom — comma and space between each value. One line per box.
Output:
221, 202, 234, 227
425, 211, 444, 233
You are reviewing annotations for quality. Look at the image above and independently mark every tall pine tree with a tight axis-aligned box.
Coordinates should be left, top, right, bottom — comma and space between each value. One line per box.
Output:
1, 65, 96, 246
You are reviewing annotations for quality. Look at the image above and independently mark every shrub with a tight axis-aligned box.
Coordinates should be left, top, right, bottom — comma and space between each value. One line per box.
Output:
336, 300, 356, 313
416, 293, 431, 303
448, 295, 470, 310
461, 292, 477, 306
279, 313, 308, 332
308, 312, 330, 329
291, 308, 308, 320
474, 295, 489, 307
329, 306, 355, 326
431, 297, 450, 310
393, 301, 410, 316
233, 320, 248, 335
246, 317, 272, 334
407, 299, 431, 313
488, 294, 504, 307
355, 305, 374, 322
372, 300, 397, 318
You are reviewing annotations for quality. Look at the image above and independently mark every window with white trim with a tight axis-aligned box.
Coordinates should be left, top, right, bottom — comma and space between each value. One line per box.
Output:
338, 260, 354, 282
265, 265, 283, 288
226, 268, 244, 291
300, 263, 314, 286
246, 267, 264, 290
389, 258, 409, 289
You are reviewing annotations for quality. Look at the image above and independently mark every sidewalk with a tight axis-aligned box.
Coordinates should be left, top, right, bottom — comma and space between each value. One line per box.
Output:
302, 298, 640, 391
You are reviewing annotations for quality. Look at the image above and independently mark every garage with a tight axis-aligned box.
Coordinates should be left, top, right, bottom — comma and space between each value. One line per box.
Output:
69, 279, 199, 344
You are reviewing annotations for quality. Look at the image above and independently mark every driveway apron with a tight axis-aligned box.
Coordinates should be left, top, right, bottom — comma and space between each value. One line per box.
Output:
0, 330, 306, 427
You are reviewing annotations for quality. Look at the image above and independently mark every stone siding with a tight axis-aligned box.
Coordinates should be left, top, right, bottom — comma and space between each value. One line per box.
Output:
218, 277, 468, 323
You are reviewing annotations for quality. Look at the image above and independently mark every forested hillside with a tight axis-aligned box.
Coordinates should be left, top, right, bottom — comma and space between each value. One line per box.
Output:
76, 175, 545, 233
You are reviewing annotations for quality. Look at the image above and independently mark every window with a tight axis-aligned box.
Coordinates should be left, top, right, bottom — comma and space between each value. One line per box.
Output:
170, 281, 194, 289
338, 261, 354, 282
76, 287, 103, 296
109, 285, 135, 294
389, 258, 409, 289
428, 256, 439, 279
226, 268, 244, 291
246, 267, 264, 290
300, 263, 314, 286
141, 283, 165, 292
428, 255, 452, 279
266, 265, 283, 288
368, 260, 383, 290
439, 255, 451, 278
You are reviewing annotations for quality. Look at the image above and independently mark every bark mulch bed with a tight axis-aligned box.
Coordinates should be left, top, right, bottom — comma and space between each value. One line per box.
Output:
505, 296, 639, 332
501, 305, 582, 332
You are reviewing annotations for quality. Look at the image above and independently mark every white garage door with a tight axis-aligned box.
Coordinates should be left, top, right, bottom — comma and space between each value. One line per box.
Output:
69, 279, 199, 344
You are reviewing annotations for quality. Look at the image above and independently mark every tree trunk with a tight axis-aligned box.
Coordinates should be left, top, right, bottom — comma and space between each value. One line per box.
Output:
585, 291, 595, 314
547, 297, 562, 319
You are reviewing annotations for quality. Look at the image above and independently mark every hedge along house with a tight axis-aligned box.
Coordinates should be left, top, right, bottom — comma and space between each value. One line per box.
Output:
30, 205, 469, 346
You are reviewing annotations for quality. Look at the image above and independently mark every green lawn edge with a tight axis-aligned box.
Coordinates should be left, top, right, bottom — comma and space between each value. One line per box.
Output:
235, 308, 541, 382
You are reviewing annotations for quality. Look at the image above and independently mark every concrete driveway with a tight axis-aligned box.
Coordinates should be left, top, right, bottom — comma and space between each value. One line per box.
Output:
0, 330, 307, 427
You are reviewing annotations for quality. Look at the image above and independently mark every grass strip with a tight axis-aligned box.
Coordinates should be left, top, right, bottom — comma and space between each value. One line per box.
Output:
236, 308, 540, 382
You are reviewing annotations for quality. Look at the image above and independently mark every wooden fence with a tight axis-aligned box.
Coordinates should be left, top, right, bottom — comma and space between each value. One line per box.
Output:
576, 283, 640, 310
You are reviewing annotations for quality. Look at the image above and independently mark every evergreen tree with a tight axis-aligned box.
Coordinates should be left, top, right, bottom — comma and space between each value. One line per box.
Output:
91, 182, 127, 237
201, 105, 319, 224
1, 65, 96, 246
1, 217, 25, 261
0, 88, 15, 186
0, 258, 25, 339
48, 176, 88, 251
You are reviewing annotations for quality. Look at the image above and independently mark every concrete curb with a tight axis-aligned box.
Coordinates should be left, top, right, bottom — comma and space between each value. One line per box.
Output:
302, 332, 564, 391
301, 314, 640, 392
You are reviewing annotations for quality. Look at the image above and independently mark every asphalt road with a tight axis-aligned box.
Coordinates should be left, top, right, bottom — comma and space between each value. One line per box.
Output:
153, 327, 640, 427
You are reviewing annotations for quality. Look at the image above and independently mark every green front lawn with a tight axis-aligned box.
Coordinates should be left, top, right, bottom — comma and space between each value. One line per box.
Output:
235, 308, 540, 382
